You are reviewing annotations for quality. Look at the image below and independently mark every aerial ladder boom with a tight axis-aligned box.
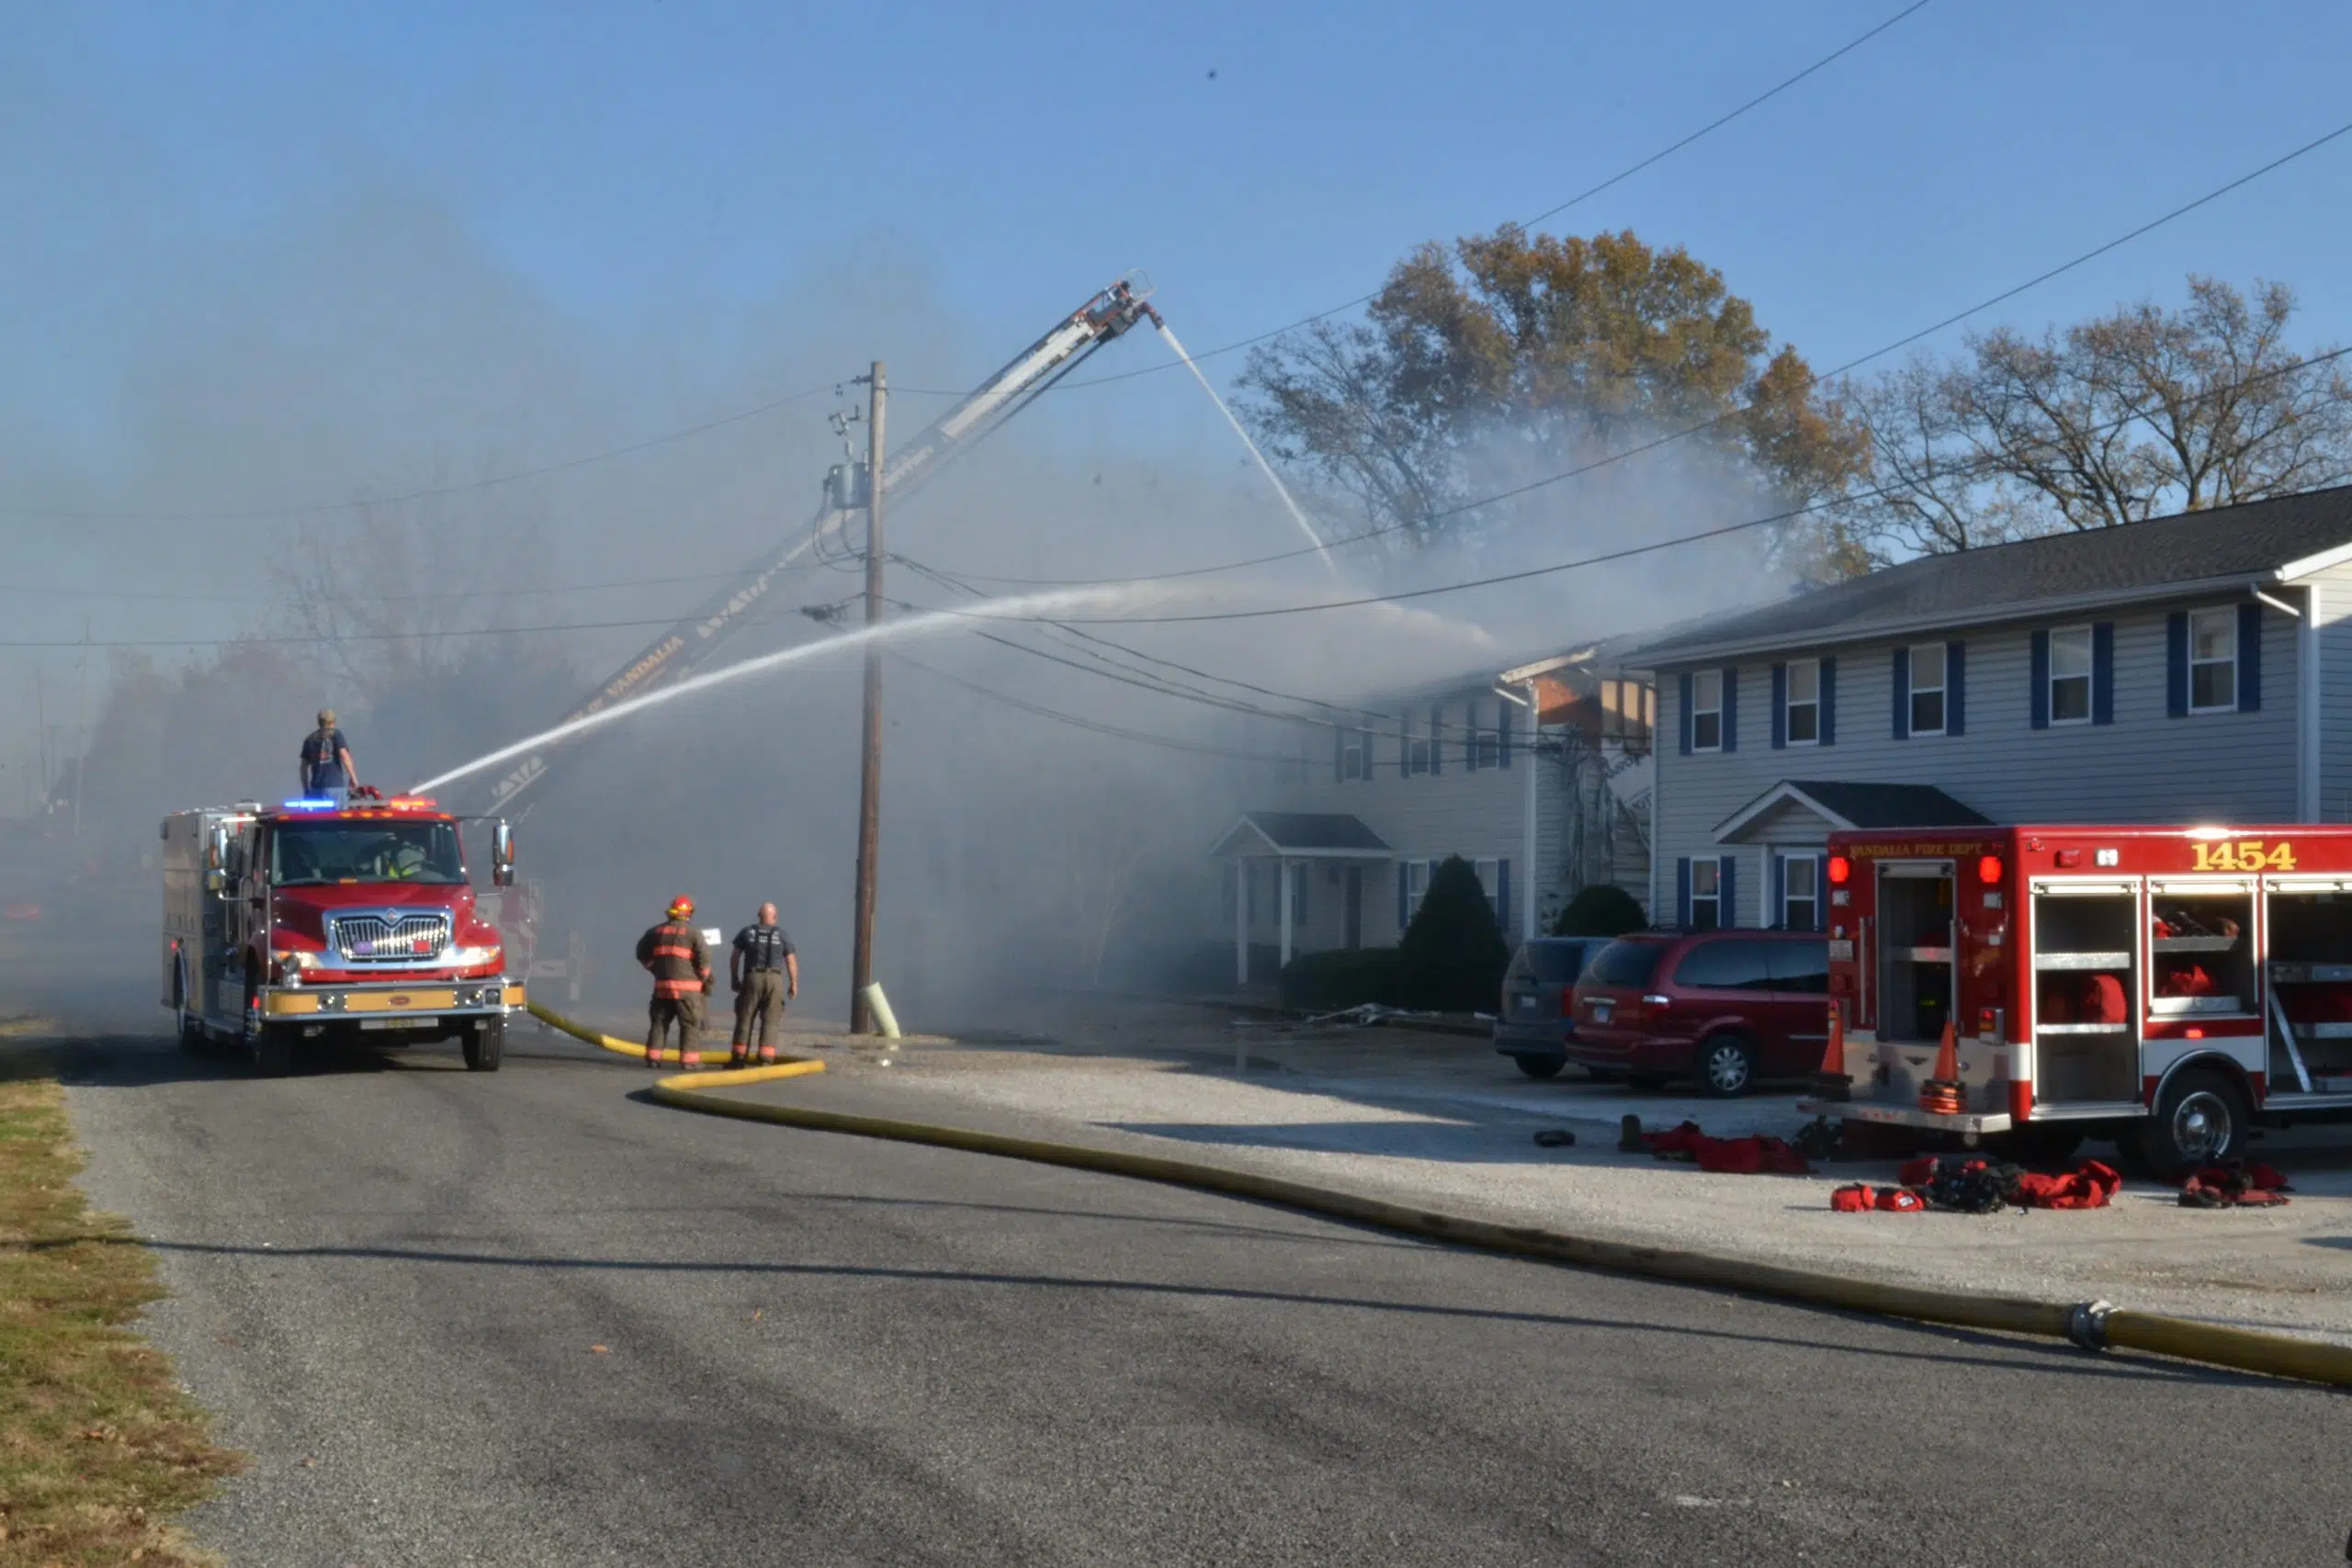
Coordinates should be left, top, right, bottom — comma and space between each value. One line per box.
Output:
473, 274, 1159, 816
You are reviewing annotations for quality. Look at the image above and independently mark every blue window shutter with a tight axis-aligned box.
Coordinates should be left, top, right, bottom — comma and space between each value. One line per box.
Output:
1892, 646, 1912, 740
1678, 672, 1693, 754
1333, 725, 1345, 782
1721, 668, 1739, 753
2092, 624, 2115, 725
1430, 705, 1443, 774
1497, 859, 1511, 937
1769, 854, 1784, 929
2167, 612, 2189, 718
1947, 641, 1967, 736
1676, 858, 1692, 927
1396, 863, 1408, 931
1720, 855, 1738, 929
1770, 663, 1787, 750
2030, 631, 2051, 729
1499, 698, 1514, 770
1820, 657, 1837, 746
1464, 698, 1479, 772
1400, 719, 1411, 773
2238, 602, 2262, 712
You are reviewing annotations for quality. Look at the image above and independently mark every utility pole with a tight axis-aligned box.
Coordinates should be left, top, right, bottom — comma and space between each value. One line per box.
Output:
850, 362, 887, 1033
72, 622, 90, 838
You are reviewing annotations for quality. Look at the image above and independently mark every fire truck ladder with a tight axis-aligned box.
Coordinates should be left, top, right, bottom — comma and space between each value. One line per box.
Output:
471, 273, 1161, 818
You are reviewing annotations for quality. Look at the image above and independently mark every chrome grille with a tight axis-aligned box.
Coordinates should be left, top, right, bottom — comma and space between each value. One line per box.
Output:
326, 910, 453, 965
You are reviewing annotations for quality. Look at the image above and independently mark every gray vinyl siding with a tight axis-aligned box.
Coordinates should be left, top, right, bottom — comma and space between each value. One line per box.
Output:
1655, 601, 2300, 928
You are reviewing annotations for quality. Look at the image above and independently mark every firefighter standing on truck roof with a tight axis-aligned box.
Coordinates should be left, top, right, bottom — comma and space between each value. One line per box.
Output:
636, 896, 713, 1069
299, 709, 360, 798
729, 902, 798, 1066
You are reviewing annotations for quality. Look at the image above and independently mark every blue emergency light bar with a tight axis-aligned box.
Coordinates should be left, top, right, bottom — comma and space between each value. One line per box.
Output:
282, 798, 340, 811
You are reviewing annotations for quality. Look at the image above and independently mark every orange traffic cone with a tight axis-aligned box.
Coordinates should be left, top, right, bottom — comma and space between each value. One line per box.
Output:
1811, 1002, 1851, 1101
1918, 1019, 1967, 1114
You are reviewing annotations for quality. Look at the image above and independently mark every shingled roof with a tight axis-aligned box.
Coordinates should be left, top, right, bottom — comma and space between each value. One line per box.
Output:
1628, 483, 2352, 666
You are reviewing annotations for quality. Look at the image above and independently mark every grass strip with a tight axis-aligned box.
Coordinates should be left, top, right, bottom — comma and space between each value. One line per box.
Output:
0, 1046, 242, 1566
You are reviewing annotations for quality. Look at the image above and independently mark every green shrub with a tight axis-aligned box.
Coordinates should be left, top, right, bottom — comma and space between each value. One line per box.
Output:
1550, 884, 1648, 938
1398, 855, 1510, 1011
1279, 947, 1405, 1010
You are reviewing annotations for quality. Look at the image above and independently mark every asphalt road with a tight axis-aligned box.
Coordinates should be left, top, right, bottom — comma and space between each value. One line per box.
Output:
55, 1026, 2352, 1568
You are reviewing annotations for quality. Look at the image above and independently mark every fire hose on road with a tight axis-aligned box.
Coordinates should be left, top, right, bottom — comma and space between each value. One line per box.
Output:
526, 1001, 2352, 1389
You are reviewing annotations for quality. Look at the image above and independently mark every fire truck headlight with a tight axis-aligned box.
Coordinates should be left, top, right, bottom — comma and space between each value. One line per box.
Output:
452, 944, 503, 970
270, 950, 319, 986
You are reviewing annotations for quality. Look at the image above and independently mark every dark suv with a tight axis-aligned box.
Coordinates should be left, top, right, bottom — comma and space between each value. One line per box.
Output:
1491, 937, 1608, 1079
1564, 930, 1830, 1096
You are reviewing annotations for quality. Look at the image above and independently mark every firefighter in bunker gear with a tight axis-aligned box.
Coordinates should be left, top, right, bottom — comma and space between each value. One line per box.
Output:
729, 902, 798, 1066
636, 896, 713, 1068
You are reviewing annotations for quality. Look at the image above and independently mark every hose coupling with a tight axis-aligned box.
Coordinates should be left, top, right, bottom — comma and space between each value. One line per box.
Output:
2065, 1299, 2115, 1352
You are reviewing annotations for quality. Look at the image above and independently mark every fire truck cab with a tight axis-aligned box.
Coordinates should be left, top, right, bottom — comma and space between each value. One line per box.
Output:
1805, 822, 2352, 1174
161, 795, 525, 1076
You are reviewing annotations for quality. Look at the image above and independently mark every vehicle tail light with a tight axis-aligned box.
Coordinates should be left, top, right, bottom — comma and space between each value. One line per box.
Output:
1826, 855, 1850, 886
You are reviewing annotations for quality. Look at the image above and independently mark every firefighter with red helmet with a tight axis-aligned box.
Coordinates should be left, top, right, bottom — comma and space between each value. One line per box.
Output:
635, 895, 713, 1068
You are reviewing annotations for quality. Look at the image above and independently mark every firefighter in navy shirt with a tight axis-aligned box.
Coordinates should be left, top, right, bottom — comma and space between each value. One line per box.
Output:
729, 903, 798, 1066
300, 709, 360, 797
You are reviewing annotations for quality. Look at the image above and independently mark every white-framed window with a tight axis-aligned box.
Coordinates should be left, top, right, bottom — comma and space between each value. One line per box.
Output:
2049, 626, 2093, 725
1472, 716, 1502, 770
1691, 669, 1724, 751
1340, 731, 1367, 781
1690, 859, 1722, 931
1475, 858, 1500, 924
1407, 732, 1433, 775
1784, 658, 1819, 745
1406, 859, 1431, 920
1781, 853, 1820, 932
1908, 643, 1947, 736
2189, 607, 2237, 713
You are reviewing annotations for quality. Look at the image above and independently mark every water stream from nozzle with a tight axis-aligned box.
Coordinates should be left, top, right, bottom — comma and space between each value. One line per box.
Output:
1157, 321, 1336, 575
407, 581, 1179, 795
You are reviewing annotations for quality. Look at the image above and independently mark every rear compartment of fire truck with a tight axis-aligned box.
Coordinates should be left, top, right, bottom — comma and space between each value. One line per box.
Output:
2266, 884, 2352, 1098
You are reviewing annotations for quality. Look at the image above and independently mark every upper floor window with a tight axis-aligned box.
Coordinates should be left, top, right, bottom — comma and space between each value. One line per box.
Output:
2188, 607, 2237, 713
2049, 626, 2093, 725
1405, 859, 1431, 920
1340, 731, 1367, 781
1908, 643, 1947, 736
1690, 670, 1724, 751
1784, 659, 1820, 745
1407, 725, 1433, 776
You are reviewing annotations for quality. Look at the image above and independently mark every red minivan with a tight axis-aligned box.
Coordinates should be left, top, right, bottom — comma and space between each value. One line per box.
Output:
1565, 931, 1830, 1096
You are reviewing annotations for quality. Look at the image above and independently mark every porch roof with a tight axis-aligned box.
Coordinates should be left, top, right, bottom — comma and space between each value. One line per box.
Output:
1210, 811, 1392, 860
1715, 779, 1993, 843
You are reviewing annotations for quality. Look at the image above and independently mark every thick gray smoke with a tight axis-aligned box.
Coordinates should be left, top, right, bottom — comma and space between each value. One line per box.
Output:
7, 180, 1788, 1024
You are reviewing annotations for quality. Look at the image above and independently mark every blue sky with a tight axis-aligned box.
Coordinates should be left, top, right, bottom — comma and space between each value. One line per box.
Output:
3, 0, 2350, 776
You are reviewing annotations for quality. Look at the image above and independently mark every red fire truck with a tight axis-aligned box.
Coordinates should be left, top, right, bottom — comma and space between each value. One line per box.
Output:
1804, 822, 2352, 1174
161, 794, 524, 1075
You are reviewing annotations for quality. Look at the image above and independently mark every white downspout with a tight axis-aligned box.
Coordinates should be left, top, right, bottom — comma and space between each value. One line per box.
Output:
1278, 856, 1295, 971
1521, 681, 1540, 942
2301, 581, 2323, 822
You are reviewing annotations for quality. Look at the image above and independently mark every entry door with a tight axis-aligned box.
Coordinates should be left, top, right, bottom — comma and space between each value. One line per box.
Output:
1344, 866, 1363, 950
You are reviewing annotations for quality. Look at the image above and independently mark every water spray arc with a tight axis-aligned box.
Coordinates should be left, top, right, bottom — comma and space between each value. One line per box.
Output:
406, 581, 1183, 797
1158, 321, 1336, 575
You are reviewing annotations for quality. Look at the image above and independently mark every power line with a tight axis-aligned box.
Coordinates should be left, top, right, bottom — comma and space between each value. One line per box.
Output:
0, 566, 773, 605
892, 652, 1304, 764
900, 97, 2352, 596
1015, 0, 1939, 396
0, 382, 839, 524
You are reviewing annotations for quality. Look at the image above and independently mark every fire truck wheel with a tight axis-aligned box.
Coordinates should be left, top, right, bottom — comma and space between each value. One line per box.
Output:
2133, 1067, 2250, 1177
462, 1018, 504, 1073
1694, 1034, 1758, 1098
250, 1023, 296, 1077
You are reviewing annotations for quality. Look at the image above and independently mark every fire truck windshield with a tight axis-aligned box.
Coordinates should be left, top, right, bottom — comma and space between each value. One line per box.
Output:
270, 819, 465, 886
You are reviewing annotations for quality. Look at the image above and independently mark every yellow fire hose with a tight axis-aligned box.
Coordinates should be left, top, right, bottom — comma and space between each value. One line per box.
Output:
529, 1001, 2352, 1388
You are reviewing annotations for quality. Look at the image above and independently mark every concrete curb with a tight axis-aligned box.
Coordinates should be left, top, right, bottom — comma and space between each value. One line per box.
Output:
532, 1002, 2352, 1389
